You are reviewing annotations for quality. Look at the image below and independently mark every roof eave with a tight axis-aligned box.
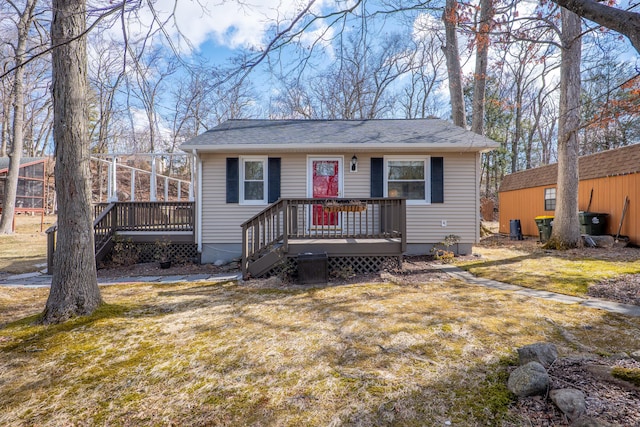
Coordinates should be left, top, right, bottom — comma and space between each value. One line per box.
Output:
181, 142, 499, 153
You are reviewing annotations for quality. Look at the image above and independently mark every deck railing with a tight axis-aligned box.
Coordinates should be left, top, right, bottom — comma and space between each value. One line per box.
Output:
106, 201, 195, 232
241, 198, 406, 275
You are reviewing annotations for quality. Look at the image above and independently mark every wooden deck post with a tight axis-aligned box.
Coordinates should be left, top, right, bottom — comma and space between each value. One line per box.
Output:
150, 156, 157, 201
108, 156, 118, 202
46, 227, 55, 275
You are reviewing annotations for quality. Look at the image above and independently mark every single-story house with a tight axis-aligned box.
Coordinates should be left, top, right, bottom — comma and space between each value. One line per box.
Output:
182, 119, 499, 277
499, 143, 639, 244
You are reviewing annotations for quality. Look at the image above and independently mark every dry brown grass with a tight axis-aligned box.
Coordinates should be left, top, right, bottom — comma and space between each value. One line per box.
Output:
457, 245, 640, 296
0, 214, 56, 274
2, 278, 639, 426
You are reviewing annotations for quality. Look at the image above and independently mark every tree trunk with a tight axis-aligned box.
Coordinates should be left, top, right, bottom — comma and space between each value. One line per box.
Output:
0, 0, 37, 234
1, 90, 10, 157
551, 0, 640, 54
442, 0, 466, 127
471, 0, 493, 135
546, 8, 582, 249
43, 0, 102, 324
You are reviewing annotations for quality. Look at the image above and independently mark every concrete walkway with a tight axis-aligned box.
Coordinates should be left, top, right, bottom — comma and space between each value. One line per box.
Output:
2, 265, 639, 317
0, 271, 242, 288
435, 264, 640, 317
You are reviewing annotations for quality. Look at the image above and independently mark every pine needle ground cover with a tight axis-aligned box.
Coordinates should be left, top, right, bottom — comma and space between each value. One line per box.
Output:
456, 246, 640, 296
2, 279, 639, 426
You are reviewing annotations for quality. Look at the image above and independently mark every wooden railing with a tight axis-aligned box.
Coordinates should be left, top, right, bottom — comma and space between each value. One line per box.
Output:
94, 203, 117, 260
241, 198, 406, 276
105, 201, 195, 232
47, 201, 195, 273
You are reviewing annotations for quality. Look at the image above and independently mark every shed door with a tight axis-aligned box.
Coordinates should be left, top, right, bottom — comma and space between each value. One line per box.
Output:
310, 158, 341, 226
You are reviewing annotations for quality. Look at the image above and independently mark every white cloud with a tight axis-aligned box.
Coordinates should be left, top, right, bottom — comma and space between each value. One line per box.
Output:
412, 13, 443, 42
112, 0, 335, 54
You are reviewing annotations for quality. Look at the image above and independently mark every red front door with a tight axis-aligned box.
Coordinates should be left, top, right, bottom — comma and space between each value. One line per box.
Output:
311, 159, 340, 226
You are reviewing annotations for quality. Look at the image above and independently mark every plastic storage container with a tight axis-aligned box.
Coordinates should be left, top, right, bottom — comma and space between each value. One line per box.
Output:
579, 212, 608, 235
534, 216, 554, 243
509, 219, 523, 240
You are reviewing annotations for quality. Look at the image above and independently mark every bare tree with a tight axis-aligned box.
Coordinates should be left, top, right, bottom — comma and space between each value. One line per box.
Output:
400, 28, 446, 119
580, 36, 640, 153
125, 47, 177, 152
470, 0, 494, 135
0, 0, 38, 234
43, 0, 102, 323
0, 58, 12, 158
88, 39, 127, 154
550, 0, 640, 54
546, 7, 582, 249
442, 0, 466, 127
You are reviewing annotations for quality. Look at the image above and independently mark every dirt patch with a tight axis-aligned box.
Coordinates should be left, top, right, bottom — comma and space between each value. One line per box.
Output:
97, 260, 239, 279
588, 275, 640, 306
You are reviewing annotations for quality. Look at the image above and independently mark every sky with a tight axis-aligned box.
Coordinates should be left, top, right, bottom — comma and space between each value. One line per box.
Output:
121, 0, 339, 62
91, 0, 638, 149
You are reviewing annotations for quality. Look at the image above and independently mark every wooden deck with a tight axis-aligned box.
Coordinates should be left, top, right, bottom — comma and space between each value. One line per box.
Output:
47, 201, 195, 273
287, 238, 403, 257
241, 198, 406, 278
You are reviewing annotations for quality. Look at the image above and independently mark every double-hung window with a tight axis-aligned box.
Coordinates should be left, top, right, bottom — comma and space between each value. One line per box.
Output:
240, 157, 267, 204
544, 187, 556, 211
385, 157, 430, 204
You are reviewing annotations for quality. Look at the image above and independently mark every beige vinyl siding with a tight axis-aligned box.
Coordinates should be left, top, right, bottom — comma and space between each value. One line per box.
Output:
404, 152, 478, 245
200, 153, 309, 244
200, 151, 480, 245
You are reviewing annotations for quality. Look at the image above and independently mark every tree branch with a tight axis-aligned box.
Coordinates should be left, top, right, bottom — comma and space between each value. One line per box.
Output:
551, 0, 640, 53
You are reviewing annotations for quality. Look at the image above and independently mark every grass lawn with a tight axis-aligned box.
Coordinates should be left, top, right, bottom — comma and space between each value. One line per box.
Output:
456, 246, 640, 296
0, 214, 55, 274
2, 278, 640, 426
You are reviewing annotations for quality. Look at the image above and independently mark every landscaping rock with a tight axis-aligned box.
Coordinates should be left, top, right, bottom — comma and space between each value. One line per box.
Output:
631, 350, 640, 362
585, 235, 615, 248
571, 415, 617, 427
507, 361, 549, 397
550, 388, 586, 421
518, 342, 558, 367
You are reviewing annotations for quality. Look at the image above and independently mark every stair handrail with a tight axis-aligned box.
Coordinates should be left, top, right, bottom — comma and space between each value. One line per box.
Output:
45, 202, 117, 274
241, 199, 288, 276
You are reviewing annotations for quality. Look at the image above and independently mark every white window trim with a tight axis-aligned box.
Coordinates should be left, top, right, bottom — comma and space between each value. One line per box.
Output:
384, 155, 431, 205
544, 187, 556, 211
240, 156, 268, 205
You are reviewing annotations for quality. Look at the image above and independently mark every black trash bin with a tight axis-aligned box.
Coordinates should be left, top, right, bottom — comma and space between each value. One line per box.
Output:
579, 212, 608, 235
509, 219, 523, 240
297, 252, 328, 285
535, 216, 554, 243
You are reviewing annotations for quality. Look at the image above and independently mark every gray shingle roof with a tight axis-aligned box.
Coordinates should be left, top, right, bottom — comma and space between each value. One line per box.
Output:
499, 143, 640, 192
0, 157, 46, 173
181, 119, 500, 153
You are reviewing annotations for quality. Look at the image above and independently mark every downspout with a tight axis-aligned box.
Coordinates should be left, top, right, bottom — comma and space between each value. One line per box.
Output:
192, 149, 202, 253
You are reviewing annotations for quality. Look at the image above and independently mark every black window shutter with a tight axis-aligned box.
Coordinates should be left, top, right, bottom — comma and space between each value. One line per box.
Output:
371, 157, 384, 197
226, 158, 239, 203
268, 157, 281, 203
431, 157, 444, 203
